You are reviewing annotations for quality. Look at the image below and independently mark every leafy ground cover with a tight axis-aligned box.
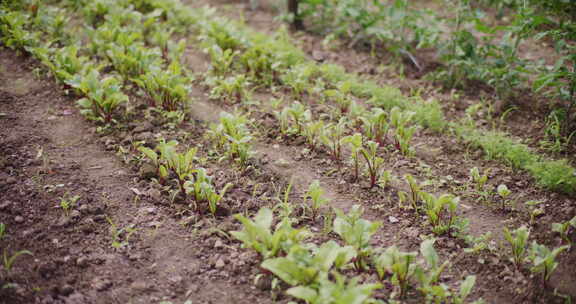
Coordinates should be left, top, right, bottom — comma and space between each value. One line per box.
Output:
1, 0, 575, 304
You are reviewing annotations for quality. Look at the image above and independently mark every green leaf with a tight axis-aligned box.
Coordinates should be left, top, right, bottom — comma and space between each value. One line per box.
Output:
287, 286, 318, 302
459, 275, 476, 300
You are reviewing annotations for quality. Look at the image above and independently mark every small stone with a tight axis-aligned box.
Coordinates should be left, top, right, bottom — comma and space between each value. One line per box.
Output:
0, 200, 12, 210
130, 281, 149, 291
139, 163, 157, 179
93, 215, 106, 222
170, 275, 183, 284
60, 284, 74, 296
144, 207, 156, 215
55, 216, 71, 227
70, 210, 81, 220
14, 216, 24, 223
76, 256, 89, 268
388, 216, 399, 223
214, 240, 224, 249
215, 258, 226, 269
133, 122, 154, 133
91, 277, 112, 291
5, 176, 16, 185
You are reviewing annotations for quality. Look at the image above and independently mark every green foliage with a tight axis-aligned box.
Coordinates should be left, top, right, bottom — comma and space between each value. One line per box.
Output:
59, 193, 81, 217
232, 208, 311, 259
67, 69, 128, 123
304, 180, 331, 220
551, 216, 576, 245
208, 112, 253, 167
2, 249, 33, 274
360, 141, 384, 188
133, 61, 191, 111
333, 205, 381, 271
503, 226, 530, 268
454, 123, 576, 195
320, 118, 347, 163
528, 242, 570, 285
287, 272, 380, 304
373, 245, 418, 298
343, 133, 363, 181
469, 167, 488, 191
420, 192, 465, 236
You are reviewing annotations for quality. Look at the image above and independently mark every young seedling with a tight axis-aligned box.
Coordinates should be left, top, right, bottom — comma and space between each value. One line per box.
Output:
286, 101, 311, 135
360, 108, 388, 147
206, 183, 232, 216
304, 180, 331, 220
231, 207, 311, 259
360, 141, 384, 188
528, 242, 570, 287
378, 170, 394, 189
469, 167, 488, 191
497, 184, 512, 210
2, 249, 33, 275
525, 200, 544, 227
67, 69, 128, 124
404, 174, 421, 211
59, 193, 81, 217
551, 216, 576, 245
333, 205, 381, 271
373, 245, 418, 298
0, 223, 5, 240
343, 133, 363, 181
420, 192, 462, 236
287, 272, 380, 304
302, 120, 324, 151
503, 226, 529, 268
320, 118, 347, 164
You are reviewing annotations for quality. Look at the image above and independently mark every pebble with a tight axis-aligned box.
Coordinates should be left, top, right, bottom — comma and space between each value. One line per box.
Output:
0, 200, 12, 210
91, 277, 112, 291
60, 284, 74, 296
215, 258, 226, 269
76, 256, 90, 268
14, 215, 24, 223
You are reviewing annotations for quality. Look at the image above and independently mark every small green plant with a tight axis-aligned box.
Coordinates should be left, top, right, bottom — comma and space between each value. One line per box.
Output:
320, 117, 347, 163
503, 226, 529, 268
67, 69, 128, 124
133, 62, 191, 111
231, 207, 311, 259
343, 133, 363, 181
208, 74, 250, 104
497, 184, 512, 210
107, 217, 138, 250
378, 170, 394, 189
469, 167, 488, 192
302, 120, 324, 151
2, 249, 33, 274
304, 180, 330, 220
360, 107, 388, 147
0, 223, 5, 240
551, 216, 576, 245
59, 193, 81, 217
525, 200, 544, 227
404, 174, 422, 211
208, 112, 253, 167
373, 245, 418, 298
206, 183, 232, 216
420, 192, 463, 236
528, 242, 570, 287
360, 141, 384, 188
287, 272, 380, 304
333, 205, 381, 271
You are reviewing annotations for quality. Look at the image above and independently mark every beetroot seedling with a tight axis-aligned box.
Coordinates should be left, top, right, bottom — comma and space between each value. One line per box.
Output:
360, 141, 384, 188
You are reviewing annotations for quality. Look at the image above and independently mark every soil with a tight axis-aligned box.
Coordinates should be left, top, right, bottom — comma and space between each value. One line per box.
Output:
2, 1, 576, 304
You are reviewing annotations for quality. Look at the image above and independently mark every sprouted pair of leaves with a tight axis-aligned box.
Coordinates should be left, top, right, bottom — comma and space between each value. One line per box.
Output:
304, 180, 330, 220
551, 215, 576, 245
207, 112, 253, 167
133, 61, 191, 111
59, 193, 81, 217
